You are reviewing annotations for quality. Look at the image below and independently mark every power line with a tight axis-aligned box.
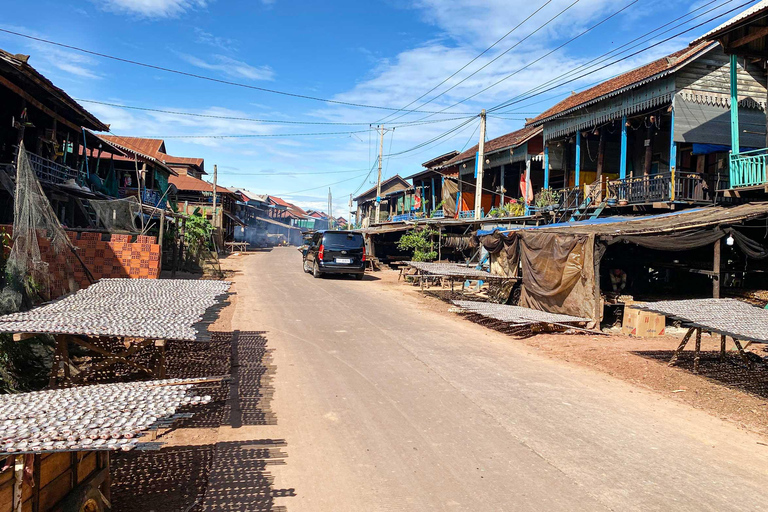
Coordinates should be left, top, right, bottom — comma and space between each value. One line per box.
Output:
272, 171, 373, 196
0, 28, 484, 115
75, 99, 477, 126
383, 117, 478, 158
488, 0, 753, 113
218, 168, 372, 176
375, 0, 554, 125
490, 0, 738, 113
139, 131, 370, 139
413, 0, 643, 122
384, 0, 584, 125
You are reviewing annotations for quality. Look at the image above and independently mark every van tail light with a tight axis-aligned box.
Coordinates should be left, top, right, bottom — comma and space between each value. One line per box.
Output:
362, 246, 366, 262
318, 244, 325, 260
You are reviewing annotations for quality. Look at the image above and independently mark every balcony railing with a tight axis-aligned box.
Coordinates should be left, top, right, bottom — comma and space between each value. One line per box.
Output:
730, 149, 768, 189
608, 172, 722, 205
26, 151, 81, 185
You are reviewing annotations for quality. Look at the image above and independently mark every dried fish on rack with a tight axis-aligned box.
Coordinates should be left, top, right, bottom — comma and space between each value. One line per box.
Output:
0, 279, 231, 341
452, 300, 588, 326
0, 377, 222, 455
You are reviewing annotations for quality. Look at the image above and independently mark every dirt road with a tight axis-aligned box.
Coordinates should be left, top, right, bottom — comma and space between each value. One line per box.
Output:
217, 247, 768, 511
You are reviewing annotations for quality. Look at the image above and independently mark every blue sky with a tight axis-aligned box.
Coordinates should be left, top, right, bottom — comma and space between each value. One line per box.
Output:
0, 0, 752, 216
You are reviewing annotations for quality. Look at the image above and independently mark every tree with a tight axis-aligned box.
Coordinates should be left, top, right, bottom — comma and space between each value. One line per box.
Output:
397, 228, 438, 262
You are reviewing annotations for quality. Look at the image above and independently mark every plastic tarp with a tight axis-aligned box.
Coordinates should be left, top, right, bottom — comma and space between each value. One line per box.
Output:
479, 231, 520, 278
518, 232, 601, 324
442, 179, 458, 217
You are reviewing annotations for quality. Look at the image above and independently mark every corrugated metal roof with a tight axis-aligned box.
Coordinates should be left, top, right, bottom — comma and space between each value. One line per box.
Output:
100, 136, 205, 173
169, 173, 232, 194
527, 42, 717, 126
354, 175, 410, 201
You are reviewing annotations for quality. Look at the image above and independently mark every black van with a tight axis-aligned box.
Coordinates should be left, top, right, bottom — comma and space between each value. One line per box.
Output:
303, 231, 366, 279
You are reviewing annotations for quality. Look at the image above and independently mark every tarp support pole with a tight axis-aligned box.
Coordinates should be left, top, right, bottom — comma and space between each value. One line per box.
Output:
500, 164, 506, 204
713, 238, 721, 299
544, 145, 550, 189
575, 130, 581, 188
730, 53, 740, 154
620, 115, 627, 180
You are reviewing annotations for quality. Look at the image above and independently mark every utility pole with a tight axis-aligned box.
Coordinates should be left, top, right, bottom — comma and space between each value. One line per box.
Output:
328, 187, 333, 230
212, 164, 218, 229
348, 194, 353, 229
474, 110, 487, 220
375, 125, 385, 224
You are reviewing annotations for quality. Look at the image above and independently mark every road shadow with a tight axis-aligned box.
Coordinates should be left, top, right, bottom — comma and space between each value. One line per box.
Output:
319, 273, 381, 281
110, 331, 292, 512
633, 350, 768, 399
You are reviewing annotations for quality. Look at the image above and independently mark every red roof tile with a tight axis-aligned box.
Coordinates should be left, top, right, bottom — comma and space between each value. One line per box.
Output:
528, 42, 715, 126
100, 136, 204, 173
169, 174, 231, 194
445, 125, 542, 167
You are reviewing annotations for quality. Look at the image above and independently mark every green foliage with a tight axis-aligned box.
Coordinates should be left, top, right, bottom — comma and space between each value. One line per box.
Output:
535, 188, 561, 208
488, 199, 526, 218
430, 200, 445, 217
397, 228, 438, 262
185, 212, 213, 266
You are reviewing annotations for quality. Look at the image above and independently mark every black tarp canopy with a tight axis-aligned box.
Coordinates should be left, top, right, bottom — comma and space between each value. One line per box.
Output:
478, 204, 768, 324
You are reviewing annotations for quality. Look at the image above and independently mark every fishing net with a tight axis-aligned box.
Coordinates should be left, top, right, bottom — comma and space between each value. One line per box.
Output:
89, 196, 141, 233
0, 143, 90, 313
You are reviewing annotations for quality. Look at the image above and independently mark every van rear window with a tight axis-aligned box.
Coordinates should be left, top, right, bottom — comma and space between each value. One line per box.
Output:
323, 232, 364, 249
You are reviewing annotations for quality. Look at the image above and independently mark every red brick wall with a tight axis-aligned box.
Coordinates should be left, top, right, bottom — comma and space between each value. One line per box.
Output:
0, 226, 161, 298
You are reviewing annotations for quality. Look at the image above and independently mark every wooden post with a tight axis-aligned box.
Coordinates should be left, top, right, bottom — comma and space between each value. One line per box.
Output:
158, 210, 166, 273
668, 327, 695, 366
596, 127, 605, 185
713, 238, 721, 299
620, 115, 628, 180
644, 120, 653, 176
693, 328, 702, 374
732, 338, 753, 368
171, 219, 178, 278
730, 54, 740, 154
575, 130, 582, 188
720, 334, 727, 362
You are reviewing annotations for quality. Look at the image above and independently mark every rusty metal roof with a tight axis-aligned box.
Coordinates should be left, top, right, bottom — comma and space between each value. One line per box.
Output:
444, 125, 542, 167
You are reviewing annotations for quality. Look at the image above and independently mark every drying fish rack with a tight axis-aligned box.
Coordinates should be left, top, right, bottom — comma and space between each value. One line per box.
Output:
0, 377, 223, 511
400, 261, 517, 296
0, 279, 232, 387
632, 298, 768, 373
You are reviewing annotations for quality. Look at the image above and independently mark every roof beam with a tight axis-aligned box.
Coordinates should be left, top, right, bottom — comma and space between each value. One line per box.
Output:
0, 74, 81, 132
728, 25, 768, 49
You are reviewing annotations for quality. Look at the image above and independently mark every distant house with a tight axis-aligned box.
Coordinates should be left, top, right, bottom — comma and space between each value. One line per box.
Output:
353, 175, 410, 226
170, 174, 242, 244
100, 136, 206, 179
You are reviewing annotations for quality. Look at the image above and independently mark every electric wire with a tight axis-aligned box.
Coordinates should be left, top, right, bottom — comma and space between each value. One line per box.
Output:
375, 0, 554, 124
488, 2, 753, 115
490, 0, 741, 113
0, 28, 485, 115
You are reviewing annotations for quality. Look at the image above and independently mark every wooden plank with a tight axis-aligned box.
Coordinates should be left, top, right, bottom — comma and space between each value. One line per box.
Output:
76, 453, 97, 484
730, 25, 768, 49
0, 479, 13, 510
12, 333, 36, 342
0, 469, 12, 486
0, 76, 81, 132
39, 469, 72, 512
39, 452, 70, 489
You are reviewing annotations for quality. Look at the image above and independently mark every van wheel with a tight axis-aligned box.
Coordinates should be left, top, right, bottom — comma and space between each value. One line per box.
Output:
313, 261, 322, 278
303, 259, 310, 273
354, 273, 364, 281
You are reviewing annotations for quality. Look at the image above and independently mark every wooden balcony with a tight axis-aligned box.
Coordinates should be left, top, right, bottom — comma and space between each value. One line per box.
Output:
607, 172, 724, 205
25, 151, 81, 185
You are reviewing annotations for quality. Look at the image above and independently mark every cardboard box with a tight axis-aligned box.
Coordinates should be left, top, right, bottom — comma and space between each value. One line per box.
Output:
622, 306, 666, 337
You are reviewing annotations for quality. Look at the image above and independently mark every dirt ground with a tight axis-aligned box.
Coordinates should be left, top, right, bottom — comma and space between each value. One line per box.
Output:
381, 265, 768, 438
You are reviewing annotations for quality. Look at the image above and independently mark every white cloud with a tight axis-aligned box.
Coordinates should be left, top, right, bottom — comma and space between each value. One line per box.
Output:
193, 28, 237, 51
97, 0, 209, 18
177, 53, 275, 81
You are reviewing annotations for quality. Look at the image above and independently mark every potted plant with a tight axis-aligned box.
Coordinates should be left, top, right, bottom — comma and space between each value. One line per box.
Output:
535, 188, 560, 211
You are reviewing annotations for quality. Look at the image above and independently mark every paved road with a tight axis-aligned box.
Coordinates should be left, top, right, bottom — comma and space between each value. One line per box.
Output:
220, 247, 768, 511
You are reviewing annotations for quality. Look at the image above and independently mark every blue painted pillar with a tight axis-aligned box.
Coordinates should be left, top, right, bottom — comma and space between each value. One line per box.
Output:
730, 53, 740, 153
456, 180, 461, 218
669, 104, 677, 201
544, 145, 550, 189
575, 130, 581, 187
430, 177, 436, 213
620, 115, 628, 180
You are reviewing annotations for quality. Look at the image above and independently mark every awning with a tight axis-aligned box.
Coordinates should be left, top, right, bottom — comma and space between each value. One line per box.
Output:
223, 210, 246, 227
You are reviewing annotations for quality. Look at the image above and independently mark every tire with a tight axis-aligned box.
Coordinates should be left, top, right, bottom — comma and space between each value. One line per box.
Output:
60, 485, 105, 512
313, 261, 322, 278
303, 259, 310, 273
354, 273, 364, 281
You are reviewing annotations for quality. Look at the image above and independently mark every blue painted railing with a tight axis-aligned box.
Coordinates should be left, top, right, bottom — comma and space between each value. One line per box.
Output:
431, 209, 445, 219
730, 149, 768, 188
457, 208, 483, 219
